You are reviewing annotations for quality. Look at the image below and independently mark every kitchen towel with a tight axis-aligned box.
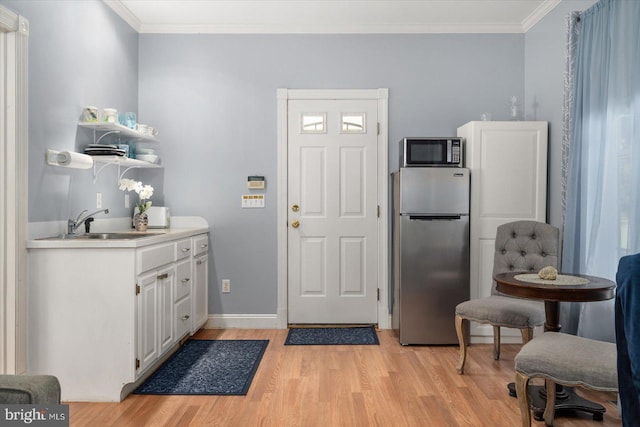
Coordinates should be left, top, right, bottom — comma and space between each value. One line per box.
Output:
46, 150, 93, 169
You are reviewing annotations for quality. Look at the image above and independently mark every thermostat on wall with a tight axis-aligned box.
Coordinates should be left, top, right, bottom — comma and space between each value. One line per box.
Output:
247, 176, 265, 189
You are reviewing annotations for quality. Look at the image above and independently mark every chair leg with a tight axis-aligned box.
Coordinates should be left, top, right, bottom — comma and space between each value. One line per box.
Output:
493, 325, 501, 360
515, 371, 531, 427
455, 315, 467, 374
520, 327, 533, 344
543, 379, 556, 426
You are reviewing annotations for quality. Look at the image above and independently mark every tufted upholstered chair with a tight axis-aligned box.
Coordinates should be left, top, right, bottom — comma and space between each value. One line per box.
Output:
0, 374, 61, 403
454, 221, 560, 374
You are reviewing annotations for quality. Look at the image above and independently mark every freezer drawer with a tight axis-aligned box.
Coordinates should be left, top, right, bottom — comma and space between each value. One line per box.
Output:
398, 215, 470, 345
398, 168, 469, 215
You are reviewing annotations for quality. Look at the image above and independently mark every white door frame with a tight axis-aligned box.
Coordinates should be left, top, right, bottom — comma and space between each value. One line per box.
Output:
276, 88, 389, 329
0, 6, 29, 374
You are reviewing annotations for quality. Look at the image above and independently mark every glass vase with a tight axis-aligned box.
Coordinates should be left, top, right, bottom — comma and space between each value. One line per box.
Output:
133, 211, 148, 232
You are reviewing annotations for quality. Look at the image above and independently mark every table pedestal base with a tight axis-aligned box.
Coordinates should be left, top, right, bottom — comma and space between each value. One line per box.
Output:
507, 382, 606, 421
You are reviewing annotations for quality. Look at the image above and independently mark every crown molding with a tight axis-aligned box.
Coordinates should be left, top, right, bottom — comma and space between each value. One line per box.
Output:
104, 0, 557, 35
136, 22, 526, 35
522, 0, 562, 32
103, 0, 142, 32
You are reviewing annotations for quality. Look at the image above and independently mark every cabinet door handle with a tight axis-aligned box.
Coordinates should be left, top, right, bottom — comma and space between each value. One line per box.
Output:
181, 278, 190, 284
157, 273, 169, 280
196, 260, 203, 265
181, 315, 190, 321
200, 244, 208, 249
182, 248, 190, 253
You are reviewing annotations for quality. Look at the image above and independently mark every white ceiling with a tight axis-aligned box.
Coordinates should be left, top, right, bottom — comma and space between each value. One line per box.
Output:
104, 0, 562, 34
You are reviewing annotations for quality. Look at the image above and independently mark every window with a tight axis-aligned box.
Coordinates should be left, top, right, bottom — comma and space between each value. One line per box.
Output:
341, 113, 366, 133
301, 113, 326, 133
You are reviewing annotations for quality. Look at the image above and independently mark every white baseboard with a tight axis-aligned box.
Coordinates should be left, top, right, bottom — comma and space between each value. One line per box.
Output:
205, 314, 280, 329
204, 313, 393, 330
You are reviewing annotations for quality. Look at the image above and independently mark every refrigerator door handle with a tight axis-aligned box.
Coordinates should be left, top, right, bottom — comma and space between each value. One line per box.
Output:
407, 215, 463, 221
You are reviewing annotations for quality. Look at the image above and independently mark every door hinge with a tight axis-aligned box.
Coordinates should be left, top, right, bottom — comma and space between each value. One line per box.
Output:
377, 122, 380, 135
377, 205, 380, 218
377, 288, 380, 301
135, 284, 140, 295
135, 358, 140, 370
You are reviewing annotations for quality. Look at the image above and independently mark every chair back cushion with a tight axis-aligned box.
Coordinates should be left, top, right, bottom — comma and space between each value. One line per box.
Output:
492, 221, 559, 295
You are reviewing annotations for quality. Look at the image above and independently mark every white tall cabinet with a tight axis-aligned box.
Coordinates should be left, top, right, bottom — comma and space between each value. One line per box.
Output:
457, 121, 548, 342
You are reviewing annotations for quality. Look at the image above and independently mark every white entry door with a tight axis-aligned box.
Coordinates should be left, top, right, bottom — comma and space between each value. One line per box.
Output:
287, 99, 379, 324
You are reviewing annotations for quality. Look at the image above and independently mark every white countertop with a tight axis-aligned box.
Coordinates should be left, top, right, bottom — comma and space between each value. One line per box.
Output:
27, 216, 209, 249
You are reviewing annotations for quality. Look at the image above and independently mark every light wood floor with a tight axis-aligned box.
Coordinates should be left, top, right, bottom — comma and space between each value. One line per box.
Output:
68, 329, 621, 426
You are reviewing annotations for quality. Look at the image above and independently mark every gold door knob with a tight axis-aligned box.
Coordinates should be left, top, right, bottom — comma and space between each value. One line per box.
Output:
291, 220, 300, 228
291, 204, 300, 212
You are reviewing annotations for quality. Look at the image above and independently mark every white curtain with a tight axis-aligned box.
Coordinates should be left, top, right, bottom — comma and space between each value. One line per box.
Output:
561, 0, 640, 341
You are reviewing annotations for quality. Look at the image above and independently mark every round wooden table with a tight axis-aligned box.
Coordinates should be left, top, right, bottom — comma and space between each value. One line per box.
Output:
494, 271, 616, 421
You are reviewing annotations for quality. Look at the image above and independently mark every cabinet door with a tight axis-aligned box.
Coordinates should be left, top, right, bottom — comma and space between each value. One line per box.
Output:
192, 254, 208, 333
458, 121, 548, 340
158, 265, 175, 354
137, 271, 159, 374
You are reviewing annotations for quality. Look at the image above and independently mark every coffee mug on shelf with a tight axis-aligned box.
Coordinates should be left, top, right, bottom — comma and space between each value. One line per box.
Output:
102, 108, 118, 123
80, 106, 98, 122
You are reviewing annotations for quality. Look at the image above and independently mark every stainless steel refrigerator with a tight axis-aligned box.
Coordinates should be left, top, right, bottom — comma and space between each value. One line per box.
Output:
392, 167, 470, 345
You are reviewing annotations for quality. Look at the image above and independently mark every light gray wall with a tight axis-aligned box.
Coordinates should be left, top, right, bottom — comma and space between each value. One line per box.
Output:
139, 34, 524, 314
524, 0, 598, 229
7, 0, 589, 318
1, 0, 142, 222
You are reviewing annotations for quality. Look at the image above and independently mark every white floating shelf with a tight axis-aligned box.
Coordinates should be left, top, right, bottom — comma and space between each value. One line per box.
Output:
91, 156, 161, 183
78, 122, 158, 143
92, 156, 161, 168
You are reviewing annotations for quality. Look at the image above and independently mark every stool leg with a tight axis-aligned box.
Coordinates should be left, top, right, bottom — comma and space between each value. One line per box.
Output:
455, 315, 467, 374
493, 325, 501, 360
543, 379, 556, 426
515, 371, 531, 427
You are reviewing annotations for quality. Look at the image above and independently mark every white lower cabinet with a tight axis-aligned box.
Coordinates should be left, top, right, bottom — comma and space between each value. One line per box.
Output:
27, 230, 208, 402
136, 262, 176, 373
137, 270, 160, 374
191, 234, 209, 333
175, 258, 192, 337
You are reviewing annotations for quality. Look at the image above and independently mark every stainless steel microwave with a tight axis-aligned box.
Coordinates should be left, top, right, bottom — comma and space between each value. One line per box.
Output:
399, 137, 463, 168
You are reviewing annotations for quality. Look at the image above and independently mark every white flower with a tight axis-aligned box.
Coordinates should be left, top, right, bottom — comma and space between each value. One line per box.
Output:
139, 184, 154, 200
119, 179, 154, 213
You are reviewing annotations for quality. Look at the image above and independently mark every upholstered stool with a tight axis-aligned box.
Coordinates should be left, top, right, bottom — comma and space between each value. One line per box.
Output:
0, 375, 61, 404
514, 332, 618, 427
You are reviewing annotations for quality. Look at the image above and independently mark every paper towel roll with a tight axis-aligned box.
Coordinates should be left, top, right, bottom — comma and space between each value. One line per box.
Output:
56, 151, 93, 169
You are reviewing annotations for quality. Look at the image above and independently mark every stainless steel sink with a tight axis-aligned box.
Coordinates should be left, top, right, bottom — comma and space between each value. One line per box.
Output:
40, 232, 155, 240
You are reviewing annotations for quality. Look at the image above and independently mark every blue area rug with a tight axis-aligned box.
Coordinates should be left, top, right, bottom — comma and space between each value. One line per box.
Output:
285, 325, 379, 345
134, 339, 268, 395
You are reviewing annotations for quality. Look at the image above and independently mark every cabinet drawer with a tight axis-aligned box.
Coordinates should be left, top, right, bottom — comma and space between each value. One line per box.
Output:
175, 259, 192, 302
192, 234, 209, 256
175, 296, 192, 339
137, 242, 175, 273
176, 238, 192, 260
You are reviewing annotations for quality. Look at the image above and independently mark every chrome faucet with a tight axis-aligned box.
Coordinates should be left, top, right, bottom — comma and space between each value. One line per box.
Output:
67, 208, 109, 234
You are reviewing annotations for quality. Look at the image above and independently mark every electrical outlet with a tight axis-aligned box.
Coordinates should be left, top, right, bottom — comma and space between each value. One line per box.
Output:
96, 192, 102, 209
222, 279, 231, 293
124, 193, 130, 208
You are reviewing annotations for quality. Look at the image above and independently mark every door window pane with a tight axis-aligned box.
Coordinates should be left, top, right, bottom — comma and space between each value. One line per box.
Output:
341, 113, 366, 133
301, 113, 327, 133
